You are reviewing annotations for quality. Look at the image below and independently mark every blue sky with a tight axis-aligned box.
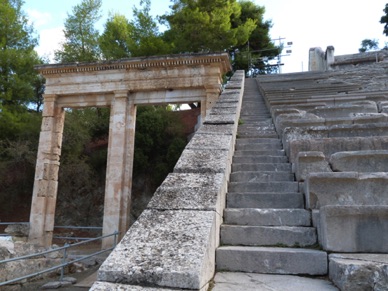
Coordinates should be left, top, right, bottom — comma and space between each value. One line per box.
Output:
24, 0, 388, 73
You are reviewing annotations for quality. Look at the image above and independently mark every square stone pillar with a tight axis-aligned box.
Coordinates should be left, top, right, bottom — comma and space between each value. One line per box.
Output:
102, 91, 136, 249
29, 94, 65, 247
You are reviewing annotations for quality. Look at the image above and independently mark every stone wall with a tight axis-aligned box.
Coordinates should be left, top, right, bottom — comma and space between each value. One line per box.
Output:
91, 71, 245, 291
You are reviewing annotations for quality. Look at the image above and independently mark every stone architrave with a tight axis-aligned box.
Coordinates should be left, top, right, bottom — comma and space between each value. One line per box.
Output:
29, 53, 231, 247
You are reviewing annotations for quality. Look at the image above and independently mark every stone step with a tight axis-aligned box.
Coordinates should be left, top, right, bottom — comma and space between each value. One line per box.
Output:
237, 131, 279, 138
239, 116, 273, 122
233, 156, 288, 164
224, 208, 311, 226
227, 193, 304, 209
230, 171, 294, 182
235, 143, 283, 151
236, 138, 281, 145
229, 181, 299, 193
233, 150, 285, 157
232, 163, 292, 172
216, 246, 328, 275
221, 225, 317, 247
212, 272, 339, 291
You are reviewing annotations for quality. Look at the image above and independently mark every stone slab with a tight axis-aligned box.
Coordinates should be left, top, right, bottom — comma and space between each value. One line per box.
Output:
224, 208, 311, 226
174, 149, 230, 174
319, 205, 388, 252
220, 225, 317, 247
213, 272, 338, 291
210, 107, 239, 115
216, 246, 328, 275
329, 253, 388, 291
196, 124, 236, 135
97, 209, 217, 290
330, 150, 388, 172
147, 172, 226, 212
91, 281, 185, 290
306, 172, 388, 209
294, 151, 332, 181
204, 113, 237, 124
186, 133, 233, 151
289, 136, 388, 163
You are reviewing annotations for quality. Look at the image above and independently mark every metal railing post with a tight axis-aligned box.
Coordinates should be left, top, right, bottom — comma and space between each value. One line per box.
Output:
60, 243, 69, 281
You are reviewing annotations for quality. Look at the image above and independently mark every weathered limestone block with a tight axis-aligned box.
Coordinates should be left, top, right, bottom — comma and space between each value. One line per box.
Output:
283, 127, 328, 156
91, 281, 180, 290
272, 108, 302, 121
294, 151, 332, 181
320, 205, 388, 252
174, 149, 231, 174
148, 173, 226, 213
284, 124, 388, 156
203, 113, 237, 124
275, 112, 324, 135
350, 112, 388, 124
328, 123, 388, 138
289, 136, 388, 163
329, 253, 388, 291
186, 133, 233, 152
196, 124, 236, 136
97, 209, 217, 290
378, 100, 388, 113
330, 150, 388, 172
309, 101, 378, 118
306, 172, 388, 209
4, 224, 29, 238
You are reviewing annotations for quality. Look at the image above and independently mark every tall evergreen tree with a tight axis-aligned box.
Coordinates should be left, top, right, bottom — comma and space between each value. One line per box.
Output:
55, 0, 102, 63
380, 3, 388, 36
99, 0, 170, 59
161, 0, 256, 53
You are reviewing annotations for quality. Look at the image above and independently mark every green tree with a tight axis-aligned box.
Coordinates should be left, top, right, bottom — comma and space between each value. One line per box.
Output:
99, 13, 134, 59
380, 3, 388, 36
54, 0, 102, 63
99, 0, 170, 59
0, 0, 42, 107
161, 0, 256, 53
232, 0, 280, 74
359, 39, 379, 52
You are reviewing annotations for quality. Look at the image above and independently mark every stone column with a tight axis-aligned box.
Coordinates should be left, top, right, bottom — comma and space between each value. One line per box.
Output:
29, 94, 65, 247
102, 91, 136, 249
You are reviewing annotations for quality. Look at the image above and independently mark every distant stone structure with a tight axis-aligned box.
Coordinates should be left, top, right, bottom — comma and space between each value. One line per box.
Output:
309, 46, 388, 71
29, 53, 231, 248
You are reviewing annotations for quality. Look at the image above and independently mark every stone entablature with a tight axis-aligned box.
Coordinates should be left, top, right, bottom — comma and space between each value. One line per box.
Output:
29, 53, 231, 248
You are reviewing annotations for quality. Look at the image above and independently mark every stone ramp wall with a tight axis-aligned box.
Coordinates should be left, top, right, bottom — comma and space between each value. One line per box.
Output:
90, 71, 245, 291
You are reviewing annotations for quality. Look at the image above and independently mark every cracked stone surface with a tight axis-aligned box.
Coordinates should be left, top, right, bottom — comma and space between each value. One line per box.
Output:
98, 210, 217, 290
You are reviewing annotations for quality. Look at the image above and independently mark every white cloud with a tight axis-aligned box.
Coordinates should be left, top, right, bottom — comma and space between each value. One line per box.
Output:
35, 27, 65, 62
27, 8, 53, 28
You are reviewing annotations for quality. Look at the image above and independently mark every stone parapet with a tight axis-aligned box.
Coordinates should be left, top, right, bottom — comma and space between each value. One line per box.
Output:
92, 71, 244, 290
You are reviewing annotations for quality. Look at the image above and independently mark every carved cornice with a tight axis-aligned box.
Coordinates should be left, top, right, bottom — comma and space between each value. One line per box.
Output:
36, 53, 231, 76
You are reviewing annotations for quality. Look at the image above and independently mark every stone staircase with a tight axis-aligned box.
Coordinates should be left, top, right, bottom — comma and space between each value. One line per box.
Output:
216, 78, 328, 276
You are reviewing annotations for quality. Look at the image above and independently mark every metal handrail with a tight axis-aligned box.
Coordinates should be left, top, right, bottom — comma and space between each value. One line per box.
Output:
0, 231, 118, 287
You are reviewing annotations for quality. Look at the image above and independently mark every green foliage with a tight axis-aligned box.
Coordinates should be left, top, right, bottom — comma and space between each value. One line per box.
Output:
359, 39, 379, 52
381, 3, 388, 36
162, 0, 256, 53
231, 1, 280, 74
54, 0, 102, 63
99, 13, 134, 59
134, 106, 187, 186
99, 0, 170, 59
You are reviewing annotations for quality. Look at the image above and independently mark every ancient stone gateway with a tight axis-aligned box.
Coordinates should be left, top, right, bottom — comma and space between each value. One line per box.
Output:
29, 53, 231, 248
